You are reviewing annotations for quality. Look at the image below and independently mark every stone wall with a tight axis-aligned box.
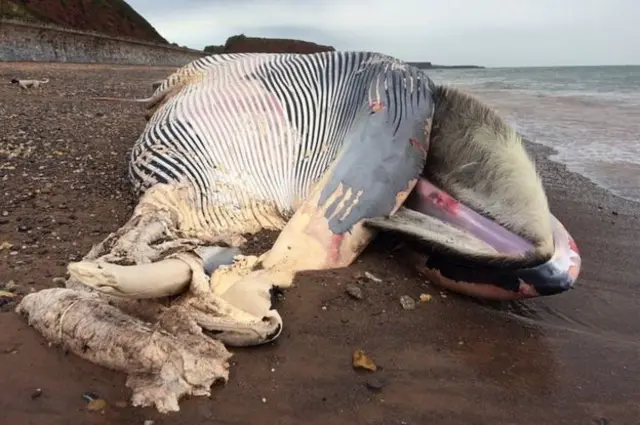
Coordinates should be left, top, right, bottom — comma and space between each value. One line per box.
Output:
0, 19, 208, 66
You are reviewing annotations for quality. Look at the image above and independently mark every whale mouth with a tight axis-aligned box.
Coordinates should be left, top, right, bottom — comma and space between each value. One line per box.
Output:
363, 85, 582, 300
366, 177, 582, 300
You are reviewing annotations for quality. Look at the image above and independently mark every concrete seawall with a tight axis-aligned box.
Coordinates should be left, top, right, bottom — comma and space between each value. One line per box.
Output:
0, 19, 208, 66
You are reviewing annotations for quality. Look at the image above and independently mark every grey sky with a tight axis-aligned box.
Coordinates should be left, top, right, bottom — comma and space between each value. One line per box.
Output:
128, 0, 639, 67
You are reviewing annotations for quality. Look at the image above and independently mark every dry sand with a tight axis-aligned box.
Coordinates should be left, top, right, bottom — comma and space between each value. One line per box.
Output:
0, 62, 638, 425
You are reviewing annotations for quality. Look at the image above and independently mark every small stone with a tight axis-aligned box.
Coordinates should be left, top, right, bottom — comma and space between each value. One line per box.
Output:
399, 295, 416, 310
87, 398, 107, 411
52, 277, 66, 286
82, 391, 101, 403
0, 241, 12, 251
364, 271, 382, 283
1, 211, 8, 216
611, 210, 619, 216
17, 225, 31, 232
31, 388, 43, 400
366, 377, 385, 392
352, 349, 377, 371
261, 397, 267, 403
345, 284, 364, 300
143, 420, 154, 425
419, 293, 432, 303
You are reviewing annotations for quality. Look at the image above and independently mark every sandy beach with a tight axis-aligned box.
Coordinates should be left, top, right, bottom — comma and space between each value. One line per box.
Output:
1, 62, 638, 425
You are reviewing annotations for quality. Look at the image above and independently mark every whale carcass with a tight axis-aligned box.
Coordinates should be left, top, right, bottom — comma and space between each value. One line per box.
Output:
15, 51, 581, 413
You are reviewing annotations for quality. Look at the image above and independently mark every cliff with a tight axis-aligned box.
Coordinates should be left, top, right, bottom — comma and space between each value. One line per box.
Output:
0, 19, 206, 65
204, 34, 335, 55
0, 0, 167, 44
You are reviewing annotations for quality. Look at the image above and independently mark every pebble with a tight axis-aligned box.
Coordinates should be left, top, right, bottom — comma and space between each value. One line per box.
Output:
345, 283, 364, 300
366, 377, 385, 392
352, 349, 377, 371
31, 388, 43, 400
364, 271, 382, 283
3, 281, 17, 292
419, 293, 432, 303
87, 398, 107, 411
399, 295, 416, 310
82, 391, 101, 403
143, 421, 155, 425
52, 277, 66, 286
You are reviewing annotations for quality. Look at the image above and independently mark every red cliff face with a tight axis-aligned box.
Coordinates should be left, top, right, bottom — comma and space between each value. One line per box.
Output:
205, 34, 335, 54
2, 2, 337, 54
2, 0, 167, 44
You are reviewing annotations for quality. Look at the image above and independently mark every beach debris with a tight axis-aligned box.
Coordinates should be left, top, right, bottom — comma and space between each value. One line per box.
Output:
52, 277, 67, 286
4, 280, 17, 291
0, 290, 16, 298
83, 391, 107, 410
399, 295, 416, 310
82, 391, 102, 403
87, 398, 107, 411
364, 272, 382, 283
352, 349, 377, 371
366, 377, 386, 392
345, 283, 364, 300
419, 293, 432, 303
83, 391, 107, 411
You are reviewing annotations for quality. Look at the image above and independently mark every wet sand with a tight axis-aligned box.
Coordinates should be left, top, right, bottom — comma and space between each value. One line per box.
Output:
0, 62, 638, 425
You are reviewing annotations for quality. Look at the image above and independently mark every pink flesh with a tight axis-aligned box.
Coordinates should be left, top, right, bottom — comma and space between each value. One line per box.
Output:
408, 178, 536, 255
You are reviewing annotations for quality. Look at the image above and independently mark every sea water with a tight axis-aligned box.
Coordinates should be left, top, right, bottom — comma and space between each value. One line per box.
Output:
423, 65, 640, 202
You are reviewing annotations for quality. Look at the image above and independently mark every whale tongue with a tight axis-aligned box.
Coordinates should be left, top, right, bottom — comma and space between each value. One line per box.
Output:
364, 176, 538, 261
406, 178, 536, 255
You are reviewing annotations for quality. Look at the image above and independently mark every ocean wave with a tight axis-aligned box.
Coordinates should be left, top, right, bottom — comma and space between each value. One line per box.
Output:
430, 66, 640, 202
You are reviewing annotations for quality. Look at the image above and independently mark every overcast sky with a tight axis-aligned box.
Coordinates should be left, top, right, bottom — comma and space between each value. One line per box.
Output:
127, 0, 639, 67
